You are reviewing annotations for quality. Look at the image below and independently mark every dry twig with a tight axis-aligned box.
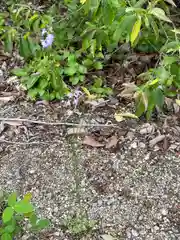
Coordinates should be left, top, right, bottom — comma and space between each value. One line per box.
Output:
0, 117, 120, 128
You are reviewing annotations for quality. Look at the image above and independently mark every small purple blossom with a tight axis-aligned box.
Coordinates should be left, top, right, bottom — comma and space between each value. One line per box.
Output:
42, 28, 47, 36
67, 89, 83, 107
73, 90, 82, 106
41, 29, 54, 48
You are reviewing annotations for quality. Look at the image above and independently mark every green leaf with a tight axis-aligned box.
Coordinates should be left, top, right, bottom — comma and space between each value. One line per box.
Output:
8, 192, 17, 207
12, 68, 28, 77
4, 32, 13, 53
131, 17, 141, 46
26, 76, 39, 89
1, 233, 12, 240
14, 200, 34, 214
29, 213, 38, 226
19, 37, 31, 58
94, 61, 103, 70
70, 76, 79, 85
23, 192, 32, 202
162, 56, 178, 66
2, 207, 14, 223
113, 15, 137, 42
64, 67, 77, 76
150, 8, 172, 23
36, 219, 50, 230
4, 225, 15, 233
150, 17, 159, 40
78, 65, 87, 74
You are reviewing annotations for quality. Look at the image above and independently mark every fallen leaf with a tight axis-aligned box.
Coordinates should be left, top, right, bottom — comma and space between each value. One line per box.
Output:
101, 234, 116, 240
83, 135, 104, 147
114, 113, 124, 122
0, 96, 14, 102
67, 127, 86, 136
105, 135, 118, 148
149, 135, 165, 147
120, 82, 137, 98
114, 112, 138, 122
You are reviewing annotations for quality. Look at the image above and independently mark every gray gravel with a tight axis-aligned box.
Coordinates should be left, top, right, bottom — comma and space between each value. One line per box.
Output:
0, 20, 180, 238
0, 101, 180, 240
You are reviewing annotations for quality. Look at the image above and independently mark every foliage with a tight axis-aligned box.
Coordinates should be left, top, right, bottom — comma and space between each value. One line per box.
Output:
0, 0, 179, 117
0, 191, 50, 240
63, 213, 96, 236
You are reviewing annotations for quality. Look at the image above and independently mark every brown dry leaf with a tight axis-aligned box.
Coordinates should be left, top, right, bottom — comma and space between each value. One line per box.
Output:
0, 96, 14, 102
67, 127, 86, 136
105, 135, 118, 148
83, 135, 104, 147
120, 82, 137, 98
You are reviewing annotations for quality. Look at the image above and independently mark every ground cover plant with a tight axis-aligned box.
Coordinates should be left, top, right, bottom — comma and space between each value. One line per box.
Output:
0, 0, 179, 118
0, 191, 50, 240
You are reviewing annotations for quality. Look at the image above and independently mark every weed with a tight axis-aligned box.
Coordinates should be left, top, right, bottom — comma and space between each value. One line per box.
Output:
0, 191, 50, 240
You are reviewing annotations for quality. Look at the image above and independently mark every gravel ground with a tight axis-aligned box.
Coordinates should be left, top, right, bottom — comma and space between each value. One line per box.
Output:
0, 99, 180, 240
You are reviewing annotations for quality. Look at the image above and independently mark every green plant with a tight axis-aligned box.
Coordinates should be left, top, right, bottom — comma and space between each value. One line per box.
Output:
0, 191, 50, 240
64, 213, 96, 236
135, 38, 180, 119
0, 0, 179, 117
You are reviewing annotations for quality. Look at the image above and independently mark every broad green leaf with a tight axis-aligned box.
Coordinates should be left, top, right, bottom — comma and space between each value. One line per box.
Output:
29, 213, 38, 226
130, 18, 141, 45
11, 68, 28, 77
14, 200, 34, 213
8, 192, 17, 207
149, 78, 159, 86
36, 219, 50, 230
150, 8, 172, 23
19, 37, 31, 58
1, 233, 12, 240
113, 15, 136, 42
4, 32, 13, 53
2, 207, 14, 223
70, 76, 79, 85
94, 61, 103, 70
64, 67, 77, 76
23, 192, 32, 202
26, 76, 39, 89
162, 56, 178, 66
4, 225, 15, 233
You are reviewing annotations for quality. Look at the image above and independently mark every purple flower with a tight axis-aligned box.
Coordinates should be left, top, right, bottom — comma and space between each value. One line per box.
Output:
67, 89, 83, 107
41, 29, 54, 48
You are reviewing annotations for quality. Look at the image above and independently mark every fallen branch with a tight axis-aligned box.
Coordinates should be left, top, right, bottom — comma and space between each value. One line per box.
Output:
0, 139, 61, 145
0, 117, 120, 128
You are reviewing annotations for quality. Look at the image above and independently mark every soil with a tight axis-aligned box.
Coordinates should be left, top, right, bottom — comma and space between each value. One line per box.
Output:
0, 91, 179, 240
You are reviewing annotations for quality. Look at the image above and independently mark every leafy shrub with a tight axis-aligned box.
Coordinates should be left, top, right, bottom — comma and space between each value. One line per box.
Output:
0, 191, 50, 240
0, 0, 179, 117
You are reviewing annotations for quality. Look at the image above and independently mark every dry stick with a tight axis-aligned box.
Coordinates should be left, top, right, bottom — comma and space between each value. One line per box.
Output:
0, 117, 120, 128
0, 139, 61, 145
